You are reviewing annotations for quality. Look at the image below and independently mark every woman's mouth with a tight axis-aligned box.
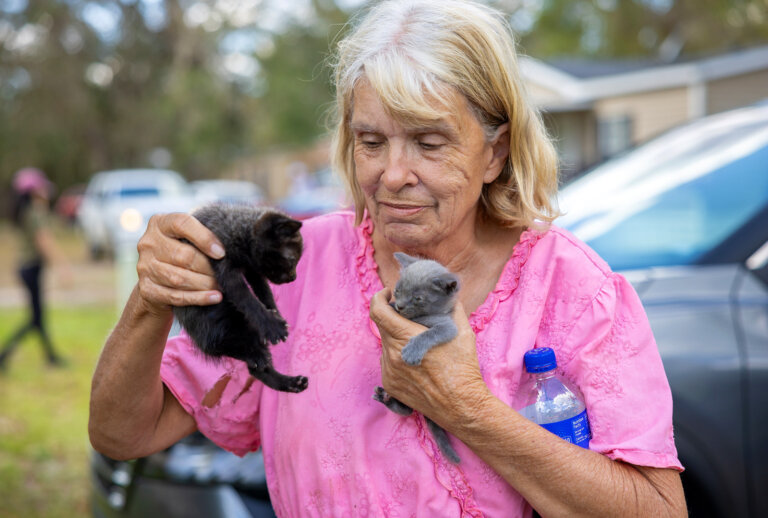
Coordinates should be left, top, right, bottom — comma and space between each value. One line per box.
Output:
378, 202, 426, 217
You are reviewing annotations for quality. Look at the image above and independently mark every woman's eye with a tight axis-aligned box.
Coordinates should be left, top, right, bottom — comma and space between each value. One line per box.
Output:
360, 138, 383, 149
417, 136, 444, 150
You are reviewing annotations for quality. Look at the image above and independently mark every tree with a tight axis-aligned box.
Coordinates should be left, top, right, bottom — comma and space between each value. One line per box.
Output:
249, 0, 350, 154
507, 0, 768, 60
0, 0, 354, 198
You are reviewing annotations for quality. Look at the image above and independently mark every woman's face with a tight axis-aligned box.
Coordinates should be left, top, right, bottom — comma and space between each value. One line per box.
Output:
351, 80, 507, 251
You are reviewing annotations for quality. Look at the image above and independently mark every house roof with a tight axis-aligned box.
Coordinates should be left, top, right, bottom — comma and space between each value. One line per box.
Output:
521, 44, 768, 108
544, 58, 661, 79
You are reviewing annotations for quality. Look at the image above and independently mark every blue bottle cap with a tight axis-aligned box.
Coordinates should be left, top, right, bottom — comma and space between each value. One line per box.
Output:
524, 347, 557, 373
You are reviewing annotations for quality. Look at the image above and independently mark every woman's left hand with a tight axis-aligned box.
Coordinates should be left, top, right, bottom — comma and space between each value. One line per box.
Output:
369, 288, 492, 428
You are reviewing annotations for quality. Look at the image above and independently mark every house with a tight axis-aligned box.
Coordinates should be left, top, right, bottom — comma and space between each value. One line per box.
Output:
521, 45, 768, 178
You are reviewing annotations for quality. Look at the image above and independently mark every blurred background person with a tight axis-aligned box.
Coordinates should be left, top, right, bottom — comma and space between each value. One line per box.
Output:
0, 167, 71, 370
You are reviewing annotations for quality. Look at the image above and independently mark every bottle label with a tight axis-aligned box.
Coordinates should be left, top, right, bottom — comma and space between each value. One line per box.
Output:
541, 410, 591, 449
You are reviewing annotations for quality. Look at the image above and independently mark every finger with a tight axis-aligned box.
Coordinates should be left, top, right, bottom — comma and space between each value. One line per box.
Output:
369, 288, 394, 324
370, 292, 429, 356
160, 240, 217, 275
450, 301, 479, 355
145, 261, 219, 292
370, 303, 418, 341
139, 278, 222, 308
155, 213, 225, 260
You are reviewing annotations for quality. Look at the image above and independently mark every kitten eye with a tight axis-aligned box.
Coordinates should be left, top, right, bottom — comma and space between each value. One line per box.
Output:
414, 296, 424, 303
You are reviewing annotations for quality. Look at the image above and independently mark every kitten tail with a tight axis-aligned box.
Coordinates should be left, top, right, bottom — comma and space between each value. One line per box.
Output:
426, 418, 461, 464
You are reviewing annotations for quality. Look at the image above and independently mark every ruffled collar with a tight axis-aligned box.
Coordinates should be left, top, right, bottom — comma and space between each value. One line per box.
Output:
353, 215, 381, 302
353, 215, 544, 332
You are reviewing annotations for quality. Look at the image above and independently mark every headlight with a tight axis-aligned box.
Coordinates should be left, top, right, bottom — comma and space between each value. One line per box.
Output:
119, 208, 143, 232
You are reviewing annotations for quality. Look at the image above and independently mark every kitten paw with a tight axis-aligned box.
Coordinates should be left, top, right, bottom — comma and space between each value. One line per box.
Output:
286, 375, 308, 393
261, 317, 289, 344
373, 387, 413, 416
401, 343, 424, 366
373, 386, 390, 404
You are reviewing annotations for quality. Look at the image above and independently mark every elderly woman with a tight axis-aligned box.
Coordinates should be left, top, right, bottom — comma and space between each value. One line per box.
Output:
89, 1, 686, 516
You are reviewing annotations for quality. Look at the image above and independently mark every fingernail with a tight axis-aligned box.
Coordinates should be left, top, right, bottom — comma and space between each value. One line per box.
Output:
210, 244, 225, 259
209, 292, 222, 303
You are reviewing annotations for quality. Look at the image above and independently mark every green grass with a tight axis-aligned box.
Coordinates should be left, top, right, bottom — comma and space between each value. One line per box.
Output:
0, 305, 117, 518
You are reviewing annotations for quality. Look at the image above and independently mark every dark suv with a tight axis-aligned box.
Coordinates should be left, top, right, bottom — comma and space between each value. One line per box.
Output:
559, 102, 768, 517
91, 432, 275, 518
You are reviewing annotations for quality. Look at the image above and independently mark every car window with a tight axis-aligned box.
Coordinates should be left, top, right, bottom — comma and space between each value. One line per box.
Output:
115, 187, 161, 198
559, 112, 768, 270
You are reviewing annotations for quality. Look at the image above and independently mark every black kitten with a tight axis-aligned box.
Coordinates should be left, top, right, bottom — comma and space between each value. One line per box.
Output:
373, 252, 462, 463
173, 203, 308, 394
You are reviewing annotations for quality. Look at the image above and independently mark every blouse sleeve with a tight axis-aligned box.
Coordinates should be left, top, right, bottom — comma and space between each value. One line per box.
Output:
559, 273, 684, 471
160, 331, 264, 456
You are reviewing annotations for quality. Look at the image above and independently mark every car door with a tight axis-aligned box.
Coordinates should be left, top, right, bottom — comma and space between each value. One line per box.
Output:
736, 243, 768, 517
638, 266, 750, 517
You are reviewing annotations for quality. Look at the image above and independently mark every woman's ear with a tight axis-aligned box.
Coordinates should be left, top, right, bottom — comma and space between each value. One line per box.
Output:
483, 122, 510, 184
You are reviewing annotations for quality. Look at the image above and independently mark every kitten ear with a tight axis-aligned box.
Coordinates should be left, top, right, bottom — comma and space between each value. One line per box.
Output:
394, 252, 418, 268
432, 273, 460, 295
274, 217, 302, 238
255, 212, 302, 240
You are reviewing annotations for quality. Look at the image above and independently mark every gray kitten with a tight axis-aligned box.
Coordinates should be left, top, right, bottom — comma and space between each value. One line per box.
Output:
373, 252, 462, 463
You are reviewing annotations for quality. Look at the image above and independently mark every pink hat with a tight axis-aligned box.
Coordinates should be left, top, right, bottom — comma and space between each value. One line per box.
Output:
13, 167, 52, 195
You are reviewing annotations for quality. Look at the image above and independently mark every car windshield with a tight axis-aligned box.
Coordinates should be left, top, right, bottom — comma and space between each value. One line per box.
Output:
558, 106, 768, 270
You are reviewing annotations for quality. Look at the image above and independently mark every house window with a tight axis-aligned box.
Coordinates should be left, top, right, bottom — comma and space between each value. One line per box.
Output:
597, 114, 632, 159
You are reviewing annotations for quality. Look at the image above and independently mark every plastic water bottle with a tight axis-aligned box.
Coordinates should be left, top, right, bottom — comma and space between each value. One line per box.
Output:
519, 347, 591, 449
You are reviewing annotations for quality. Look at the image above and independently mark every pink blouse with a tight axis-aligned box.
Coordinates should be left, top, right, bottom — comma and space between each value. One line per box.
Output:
160, 211, 682, 518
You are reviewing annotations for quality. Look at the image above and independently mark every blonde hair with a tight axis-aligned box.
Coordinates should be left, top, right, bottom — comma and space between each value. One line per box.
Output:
330, 0, 559, 229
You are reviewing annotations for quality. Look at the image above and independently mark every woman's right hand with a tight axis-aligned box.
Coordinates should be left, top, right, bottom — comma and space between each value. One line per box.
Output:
135, 213, 226, 315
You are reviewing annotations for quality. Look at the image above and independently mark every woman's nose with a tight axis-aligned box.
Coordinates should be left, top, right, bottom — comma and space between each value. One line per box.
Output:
381, 144, 417, 191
